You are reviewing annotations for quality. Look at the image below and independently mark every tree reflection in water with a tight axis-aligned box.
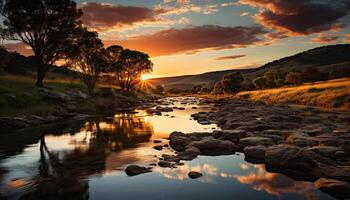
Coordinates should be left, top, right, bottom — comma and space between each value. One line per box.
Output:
0, 113, 153, 199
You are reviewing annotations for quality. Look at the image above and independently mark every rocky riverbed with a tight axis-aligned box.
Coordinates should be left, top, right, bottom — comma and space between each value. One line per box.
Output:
128, 98, 350, 199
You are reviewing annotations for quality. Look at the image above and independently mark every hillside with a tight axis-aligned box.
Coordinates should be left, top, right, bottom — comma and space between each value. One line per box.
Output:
149, 44, 350, 90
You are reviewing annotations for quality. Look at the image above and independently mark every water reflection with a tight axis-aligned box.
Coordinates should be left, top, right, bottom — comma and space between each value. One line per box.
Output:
0, 97, 336, 200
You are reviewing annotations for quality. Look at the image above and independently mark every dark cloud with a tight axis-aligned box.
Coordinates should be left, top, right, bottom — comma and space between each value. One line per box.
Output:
105, 25, 267, 57
240, 0, 350, 35
215, 55, 246, 60
81, 2, 166, 31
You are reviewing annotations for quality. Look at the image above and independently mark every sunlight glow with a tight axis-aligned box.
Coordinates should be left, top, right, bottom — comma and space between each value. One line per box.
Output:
141, 74, 151, 81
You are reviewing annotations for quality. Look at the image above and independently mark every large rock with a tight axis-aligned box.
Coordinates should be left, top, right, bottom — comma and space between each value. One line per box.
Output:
177, 146, 200, 160
244, 145, 266, 159
315, 178, 350, 199
169, 132, 192, 151
38, 88, 69, 102
212, 129, 247, 142
125, 165, 151, 176
187, 139, 238, 156
239, 137, 275, 147
286, 133, 319, 147
188, 171, 202, 179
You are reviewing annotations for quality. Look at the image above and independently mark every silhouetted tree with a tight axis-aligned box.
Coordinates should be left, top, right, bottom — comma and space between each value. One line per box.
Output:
253, 77, 268, 89
285, 72, 302, 85
0, 0, 82, 87
109, 47, 153, 92
328, 66, 350, 79
263, 70, 277, 88
212, 72, 244, 94
301, 68, 327, 83
67, 29, 108, 95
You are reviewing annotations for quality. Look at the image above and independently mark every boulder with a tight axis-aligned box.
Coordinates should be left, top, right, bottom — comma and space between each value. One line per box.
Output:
239, 137, 275, 147
188, 171, 202, 179
177, 146, 200, 160
212, 129, 247, 142
286, 133, 318, 147
244, 145, 266, 159
187, 139, 238, 156
315, 178, 350, 199
125, 165, 151, 176
158, 161, 173, 168
153, 145, 163, 151
169, 133, 192, 151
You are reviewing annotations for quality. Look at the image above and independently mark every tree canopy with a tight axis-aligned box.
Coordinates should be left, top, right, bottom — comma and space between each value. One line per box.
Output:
0, 0, 83, 86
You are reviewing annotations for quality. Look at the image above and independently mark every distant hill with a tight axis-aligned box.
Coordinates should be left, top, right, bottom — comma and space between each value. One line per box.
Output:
149, 44, 350, 90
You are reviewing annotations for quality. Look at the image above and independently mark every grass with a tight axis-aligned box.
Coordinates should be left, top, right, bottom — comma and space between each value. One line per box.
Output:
236, 78, 350, 110
0, 73, 132, 116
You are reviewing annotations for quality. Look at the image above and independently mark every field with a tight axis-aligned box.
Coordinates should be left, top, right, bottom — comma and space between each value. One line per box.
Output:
236, 78, 350, 110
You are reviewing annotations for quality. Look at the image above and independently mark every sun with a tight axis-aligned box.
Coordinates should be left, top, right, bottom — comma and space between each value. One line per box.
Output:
141, 74, 151, 81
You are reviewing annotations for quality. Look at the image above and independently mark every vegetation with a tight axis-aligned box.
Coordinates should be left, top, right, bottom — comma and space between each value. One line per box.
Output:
0, 0, 82, 87
237, 78, 350, 109
212, 72, 243, 94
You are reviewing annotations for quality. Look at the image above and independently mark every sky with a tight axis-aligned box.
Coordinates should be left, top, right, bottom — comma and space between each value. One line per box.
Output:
4, 0, 350, 78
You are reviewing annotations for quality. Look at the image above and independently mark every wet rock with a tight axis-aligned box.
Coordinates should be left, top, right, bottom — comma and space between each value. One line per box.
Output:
213, 129, 247, 142
187, 139, 238, 156
315, 178, 350, 199
239, 137, 275, 147
306, 146, 342, 158
146, 109, 162, 115
177, 146, 200, 160
156, 106, 173, 112
162, 155, 181, 162
243, 145, 266, 159
188, 171, 202, 179
38, 88, 69, 102
153, 140, 162, 143
153, 145, 163, 151
125, 165, 152, 176
169, 132, 192, 151
158, 161, 173, 168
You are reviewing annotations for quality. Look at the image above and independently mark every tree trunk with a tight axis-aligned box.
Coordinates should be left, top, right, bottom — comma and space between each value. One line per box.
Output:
35, 57, 48, 87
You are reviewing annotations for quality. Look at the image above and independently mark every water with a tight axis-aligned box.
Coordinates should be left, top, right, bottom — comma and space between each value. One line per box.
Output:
0, 97, 335, 200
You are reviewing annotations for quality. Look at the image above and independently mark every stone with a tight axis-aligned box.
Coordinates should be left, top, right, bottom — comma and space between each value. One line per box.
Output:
153, 140, 162, 143
38, 88, 69, 102
187, 139, 238, 156
177, 146, 200, 160
315, 178, 350, 199
169, 132, 192, 151
153, 145, 163, 151
188, 171, 202, 179
239, 137, 275, 147
286, 133, 318, 147
125, 165, 152, 176
243, 145, 266, 159
158, 161, 173, 168
212, 129, 247, 142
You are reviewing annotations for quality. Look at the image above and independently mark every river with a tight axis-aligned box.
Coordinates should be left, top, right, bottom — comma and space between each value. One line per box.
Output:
0, 97, 335, 200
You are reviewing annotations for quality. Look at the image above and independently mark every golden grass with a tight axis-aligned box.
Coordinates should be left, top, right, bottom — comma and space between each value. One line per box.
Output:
236, 78, 350, 110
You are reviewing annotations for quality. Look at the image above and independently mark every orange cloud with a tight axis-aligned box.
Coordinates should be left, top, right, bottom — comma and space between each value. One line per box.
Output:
310, 34, 339, 43
240, 0, 350, 36
104, 25, 267, 57
215, 55, 246, 61
3, 43, 33, 56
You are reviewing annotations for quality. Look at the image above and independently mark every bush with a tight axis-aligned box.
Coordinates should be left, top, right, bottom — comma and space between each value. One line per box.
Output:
253, 77, 268, 89
211, 72, 243, 94
285, 72, 302, 85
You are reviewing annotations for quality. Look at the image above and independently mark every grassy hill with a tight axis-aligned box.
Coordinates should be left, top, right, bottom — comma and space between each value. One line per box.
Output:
149, 44, 350, 90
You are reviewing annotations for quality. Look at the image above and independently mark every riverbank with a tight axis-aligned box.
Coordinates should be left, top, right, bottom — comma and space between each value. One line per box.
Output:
0, 74, 160, 132
132, 97, 350, 199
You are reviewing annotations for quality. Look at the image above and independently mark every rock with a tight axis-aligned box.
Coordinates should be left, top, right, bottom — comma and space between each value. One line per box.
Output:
306, 146, 341, 158
125, 165, 151, 176
0, 117, 28, 131
212, 129, 247, 142
153, 140, 162, 143
177, 146, 200, 160
38, 88, 69, 102
158, 161, 173, 168
156, 106, 173, 112
239, 137, 275, 147
146, 109, 162, 115
187, 139, 238, 156
153, 145, 163, 151
188, 171, 202, 179
243, 145, 266, 159
162, 155, 181, 162
169, 132, 192, 151
286, 133, 318, 146
315, 178, 350, 199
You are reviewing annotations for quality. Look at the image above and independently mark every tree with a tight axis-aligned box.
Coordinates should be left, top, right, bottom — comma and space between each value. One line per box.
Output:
253, 77, 268, 89
67, 29, 108, 95
108, 47, 153, 92
212, 72, 244, 94
285, 72, 302, 85
263, 70, 277, 88
301, 68, 327, 83
0, 0, 82, 87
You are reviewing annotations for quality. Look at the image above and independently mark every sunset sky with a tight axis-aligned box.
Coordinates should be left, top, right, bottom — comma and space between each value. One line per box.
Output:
5, 0, 350, 78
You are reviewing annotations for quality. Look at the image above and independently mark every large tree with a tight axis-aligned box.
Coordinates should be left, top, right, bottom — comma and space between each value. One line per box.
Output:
212, 72, 244, 94
0, 0, 82, 87
107, 46, 153, 92
67, 29, 108, 95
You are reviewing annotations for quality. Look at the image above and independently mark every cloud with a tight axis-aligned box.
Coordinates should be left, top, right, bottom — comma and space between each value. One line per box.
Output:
104, 25, 267, 57
3, 43, 33, 56
215, 55, 246, 60
310, 34, 339, 43
240, 0, 350, 36
81, 2, 168, 31
344, 33, 350, 43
